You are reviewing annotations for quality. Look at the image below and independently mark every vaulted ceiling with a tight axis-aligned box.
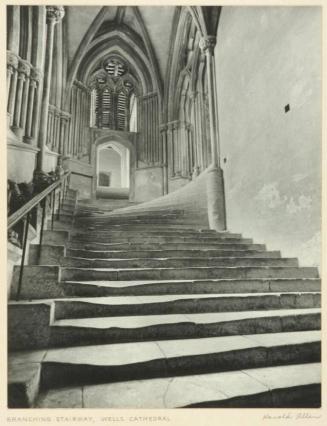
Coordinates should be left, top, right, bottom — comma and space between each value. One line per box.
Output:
65, 6, 176, 84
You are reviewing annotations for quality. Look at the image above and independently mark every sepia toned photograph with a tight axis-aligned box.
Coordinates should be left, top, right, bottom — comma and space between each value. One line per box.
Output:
6, 3, 322, 410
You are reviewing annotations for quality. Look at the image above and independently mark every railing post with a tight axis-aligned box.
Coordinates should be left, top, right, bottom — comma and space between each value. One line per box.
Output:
62, 179, 66, 206
57, 184, 61, 220
37, 198, 47, 263
51, 190, 55, 230
16, 212, 30, 300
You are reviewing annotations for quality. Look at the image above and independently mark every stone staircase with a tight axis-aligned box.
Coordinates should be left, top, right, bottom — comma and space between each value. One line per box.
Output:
8, 190, 321, 408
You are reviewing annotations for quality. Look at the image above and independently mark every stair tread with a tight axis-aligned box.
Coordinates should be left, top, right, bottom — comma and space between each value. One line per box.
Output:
53, 308, 321, 329
65, 256, 290, 261
9, 292, 321, 306
64, 277, 320, 287
9, 331, 320, 367
10, 195, 322, 409
35, 363, 321, 408
54, 292, 321, 305
62, 266, 315, 271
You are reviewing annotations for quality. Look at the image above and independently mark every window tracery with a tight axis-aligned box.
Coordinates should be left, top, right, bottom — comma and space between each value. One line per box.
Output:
89, 57, 136, 131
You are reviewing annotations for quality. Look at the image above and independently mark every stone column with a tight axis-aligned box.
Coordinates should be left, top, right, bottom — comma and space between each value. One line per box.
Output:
30, 69, 43, 144
200, 36, 226, 231
68, 84, 77, 156
36, 5, 65, 171
7, 52, 19, 127
190, 92, 199, 173
19, 62, 31, 137
12, 61, 27, 136
59, 112, 70, 155
173, 121, 181, 177
167, 122, 174, 178
160, 124, 168, 195
24, 76, 37, 144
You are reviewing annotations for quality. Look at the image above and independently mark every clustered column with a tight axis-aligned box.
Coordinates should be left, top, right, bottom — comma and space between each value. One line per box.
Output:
7, 50, 43, 145
140, 93, 161, 165
199, 36, 220, 167
160, 124, 168, 194
199, 35, 226, 231
37, 5, 65, 171
166, 120, 194, 179
66, 81, 90, 160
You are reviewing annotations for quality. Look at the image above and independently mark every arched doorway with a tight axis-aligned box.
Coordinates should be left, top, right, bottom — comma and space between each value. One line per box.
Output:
96, 141, 130, 199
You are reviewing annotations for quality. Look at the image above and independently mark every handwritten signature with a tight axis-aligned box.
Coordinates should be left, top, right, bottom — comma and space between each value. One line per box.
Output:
263, 413, 322, 420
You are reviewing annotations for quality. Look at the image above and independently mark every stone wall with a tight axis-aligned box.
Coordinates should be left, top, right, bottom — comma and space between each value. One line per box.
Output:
215, 6, 321, 266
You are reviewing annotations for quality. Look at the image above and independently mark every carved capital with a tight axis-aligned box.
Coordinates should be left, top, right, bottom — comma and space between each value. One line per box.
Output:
7, 51, 19, 69
18, 60, 31, 77
30, 79, 38, 89
60, 111, 71, 121
46, 6, 65, 24
31, 68, 43, 82
189, 91, 198, 101
199, 36, 217, 54
167, 121, 179, 131
160, 124, 168, 133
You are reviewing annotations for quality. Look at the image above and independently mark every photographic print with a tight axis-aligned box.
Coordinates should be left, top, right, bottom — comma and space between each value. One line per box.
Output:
6, 2, 322, 412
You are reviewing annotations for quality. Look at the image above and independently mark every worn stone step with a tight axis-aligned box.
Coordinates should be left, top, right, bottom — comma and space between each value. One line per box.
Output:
32, 247, 281, 267
75, 218, 187, 226
8, 362, 41, 408
71, 229, 233, 237
49, 309, 321, 347
53, 211, 74, 220
66, 248, 279, 259
33, 331, 320, 389
57, 207, 75, 215
68, 241, 266, 251
34, 363, 321, 408
74, 223, 210, 231
61, 256, 299, 269
76, 211, 184, 220
63, 278, 321, 297
53, 293, 321, 319
75, 214, 183, 222
43, 230, 69, 246
47, 220, 74, 231
62, 199, 76, 206
71, 235, 253, 245
61, 266, 319, 281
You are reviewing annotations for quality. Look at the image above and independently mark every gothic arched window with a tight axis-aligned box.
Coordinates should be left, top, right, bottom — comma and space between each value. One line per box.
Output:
89, 57, 136, 131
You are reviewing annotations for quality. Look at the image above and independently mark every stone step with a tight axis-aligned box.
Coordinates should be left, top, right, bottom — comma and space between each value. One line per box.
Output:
32, 247, 282, 267
56, 213, 74, 222
30, 331, 319, 390
74, 218, 187, 225
61, 256, 299, 269
57, 207, 75, 215
76, 213, 183, 221
74, 223, 210, 231
71, 235, 253, 244
53, 293, 321, 320
75, 210, 184, 219
62, 199, 76, 206
43, 230, 69, 246
34, 363, 321, 408
61, 266, 319, 281
63, 278, 321, 297
68, 241, 266, 251
66, 248, 279, 259
49, 308, 321, 347
71, 229, 231, 237
8, 362, 41, 408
